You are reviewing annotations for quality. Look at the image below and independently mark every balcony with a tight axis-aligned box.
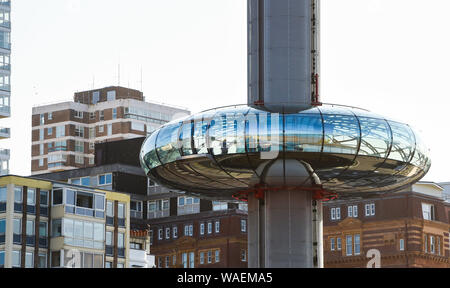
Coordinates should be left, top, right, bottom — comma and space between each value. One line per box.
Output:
0, 127, 9, 139
0, 105, 9, 118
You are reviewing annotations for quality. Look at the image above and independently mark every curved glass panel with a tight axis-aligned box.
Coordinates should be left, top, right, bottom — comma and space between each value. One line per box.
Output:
411, 132, 429, 170
387, 121, 415, 163
156, 122, 182, 165
284, 113, 323, 152
179, 117, 194, 156
319, 106, 353, 116
246, 109, 281, 154
193, 111, 215, 155
358, 117, 391, 158
322, 113, 360, 155
141, 131, 161, 170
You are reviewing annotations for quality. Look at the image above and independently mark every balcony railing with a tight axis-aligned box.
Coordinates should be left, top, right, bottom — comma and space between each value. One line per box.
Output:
0, 127, 10, 138
0, 21, 10, 29
0, 105, 10, 115
0, 1, 11, 8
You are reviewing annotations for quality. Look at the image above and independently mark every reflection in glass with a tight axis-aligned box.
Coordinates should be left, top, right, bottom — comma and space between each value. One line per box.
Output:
284, 113, 323, 152
358, 117, 391, 158
322, 114, 359, 155
388, 121, 415, 163
156, 122, 182, 165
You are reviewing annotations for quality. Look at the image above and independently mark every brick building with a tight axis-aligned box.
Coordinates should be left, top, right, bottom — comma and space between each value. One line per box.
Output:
323, 182, 450, 268
31, 86, 190, 175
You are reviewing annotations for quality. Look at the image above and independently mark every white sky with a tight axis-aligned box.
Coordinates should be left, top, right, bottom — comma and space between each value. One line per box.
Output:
6, 0, 450, 183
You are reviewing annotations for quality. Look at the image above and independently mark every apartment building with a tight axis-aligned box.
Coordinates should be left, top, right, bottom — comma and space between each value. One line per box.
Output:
323, 182, 450, 268
0, 175, 130, 268
0, 0, 11, 175
31, 86, 190, 175
38, 137, 249, 268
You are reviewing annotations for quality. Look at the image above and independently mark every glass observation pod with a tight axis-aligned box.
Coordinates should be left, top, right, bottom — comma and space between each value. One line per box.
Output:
140, 105, 431, 201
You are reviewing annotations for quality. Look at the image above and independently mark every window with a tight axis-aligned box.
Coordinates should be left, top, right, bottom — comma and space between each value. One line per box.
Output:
184, 224, 193, 237
189, 225, 193, 236
207, 222, 212, 234
26, 220, 35, 236
118, 233, 125, 248
75, 156, 84, 166
106, 231, 113, 246
424, 235, 428, 253
40, 114, 45, 125
51, 219, 62, 237
337, 238, 342, 251
200, 223, 205, 235
39, 222, 48, 238
365, 203, 376, 217
173, 226, 178, 239
13, 187, 23, 204
330, 238, 335, 251
39, 159, 44, 167
27, 188, 36, 206
92, 92, 100, 105
354, 234, 361, 255
200, 252, 205, 265
12, 251, 20, 268
331, 207, 341, 220
98, 174, 112, 186
213, 201, 228, 211
241, 219, 247, 233
56, 126, 65, 138
400, 239, 405, 251
215, 221, 220, 233
346, 235, 353, 256
99, 111, 104, 121
113, 108, 117, 120
107, 91, 116, 101
118, 203, 125, 221
348, 205, 358, 218
38, 254, 47, 268
75, 126, 85, 138
130, 201, 143, 219
430, 236, 435, 254
158, 229, 163, 240
53, 189, 63, 205
98, 125, 104, 133
47, 127, 53, 136
107, 124, 112, 136
165, 228, 171, 240
25, 252, 34, 268
40, 190, 49, 206
74, 111, 83, 119
165, 256, 170, 268
0, 219, 5, 238
207, 251, 212, 264
39, 128, 44, 141
106, 201, 114, 217
75, 141, 84, 153
215, 250, 220, 263
437, 237, 441, 255
241, 250, 247, 262
0, 251, 4, 267
178, 196, 200, 215
40, 144, 44, 155
48, 112, 53, 120
0, 186, 6, 203
422, 203, 435, 221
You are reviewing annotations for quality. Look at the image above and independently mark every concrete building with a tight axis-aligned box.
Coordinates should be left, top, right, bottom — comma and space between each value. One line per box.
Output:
38, 137, 249, 268
323, 182, 450, 268
0, 0, 11, 175
0, 175, 131, 268
31, 86, 190, 175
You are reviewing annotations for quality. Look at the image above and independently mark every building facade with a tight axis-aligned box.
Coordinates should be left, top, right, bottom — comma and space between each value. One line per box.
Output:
323, 182, 450, 268
0, 175, 130, 268
0, 0, 11, 175
31, 86, 190, 175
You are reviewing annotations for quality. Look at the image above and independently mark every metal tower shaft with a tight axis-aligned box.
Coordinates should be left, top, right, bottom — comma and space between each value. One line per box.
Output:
248, 0, 321, 113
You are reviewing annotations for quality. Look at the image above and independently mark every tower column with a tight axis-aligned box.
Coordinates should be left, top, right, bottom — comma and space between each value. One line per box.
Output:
248, 189, 318, 268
